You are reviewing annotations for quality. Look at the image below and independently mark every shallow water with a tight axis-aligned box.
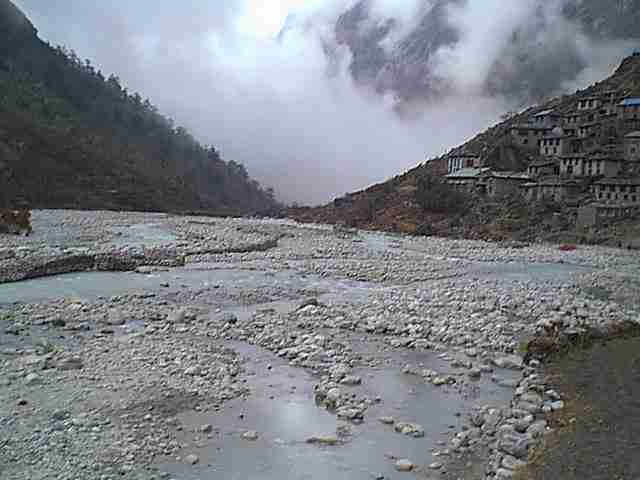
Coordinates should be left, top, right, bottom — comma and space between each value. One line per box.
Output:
0, 268, 377, 305
1, 225, 539, 478
157, 342, 518, 480
0, 222, 592, 305
0, 256, 590, 307
467, 261, 592, 283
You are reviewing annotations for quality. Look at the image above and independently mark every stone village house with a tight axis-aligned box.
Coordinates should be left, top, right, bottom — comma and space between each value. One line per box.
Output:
528, 158, 558, 179
591, 178, 640, 205
598, 90, 620, 117
578, 96, 601, 112
625, 131, 640, 162
539, 131, 579, 156
577, 122, 600, 139
559, 149, 625, 178
577, 202, 640, 229
438, 58, 640, 219
618, 98, 640, 121
446, 152, 481, 174
564, 112, 582, 127
531, 109, 562, 127
445, 167, 490, 192
476, 171, 531, 199
520, 179, 582, 203
579, 178, 640, 228
509, 124, 553, 150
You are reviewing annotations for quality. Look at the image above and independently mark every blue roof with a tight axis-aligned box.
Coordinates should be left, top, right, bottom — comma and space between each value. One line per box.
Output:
619, 98, 640, 106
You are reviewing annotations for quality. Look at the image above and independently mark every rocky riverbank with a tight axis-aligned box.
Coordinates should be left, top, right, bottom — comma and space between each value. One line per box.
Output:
0, 210, 282, 284
1, 210, 639, 479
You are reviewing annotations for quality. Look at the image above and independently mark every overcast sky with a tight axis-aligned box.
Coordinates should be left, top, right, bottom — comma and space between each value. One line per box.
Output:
11, 1, 630, 204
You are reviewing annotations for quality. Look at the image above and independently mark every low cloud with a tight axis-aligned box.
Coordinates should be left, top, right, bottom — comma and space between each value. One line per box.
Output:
13, 0, 636, 204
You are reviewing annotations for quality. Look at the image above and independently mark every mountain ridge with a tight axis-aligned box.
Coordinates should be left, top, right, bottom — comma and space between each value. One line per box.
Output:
0, 0, 279, 215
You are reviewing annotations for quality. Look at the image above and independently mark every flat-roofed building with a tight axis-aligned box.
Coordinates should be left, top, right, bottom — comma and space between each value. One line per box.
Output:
592, 178, 640, 205
477, 171, 531, 199
539, 134, 575, 156
521, 179, 582, 203
617, 98, 640, 121
578, 96, 601, 111
445, 167, 490, 192
624, 131, 640, 162
528, 158, 559, 178
446, 152, 482, 174
508, 124, 553, 149
531, 109, 562, 127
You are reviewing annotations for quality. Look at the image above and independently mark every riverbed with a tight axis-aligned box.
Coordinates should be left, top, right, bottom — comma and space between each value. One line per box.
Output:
1, 210, 639, 480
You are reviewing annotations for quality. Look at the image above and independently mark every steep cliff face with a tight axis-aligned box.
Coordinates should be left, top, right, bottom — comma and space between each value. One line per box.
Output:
566, 0, 640, 40
331, 0, 640, 103
334, 0, 458, 99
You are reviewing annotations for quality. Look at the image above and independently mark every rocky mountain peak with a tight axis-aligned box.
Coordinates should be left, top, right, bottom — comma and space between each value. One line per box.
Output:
331, 0, 640, 105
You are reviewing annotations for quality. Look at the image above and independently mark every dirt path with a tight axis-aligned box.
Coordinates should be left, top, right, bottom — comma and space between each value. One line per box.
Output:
517, 336, 640, 480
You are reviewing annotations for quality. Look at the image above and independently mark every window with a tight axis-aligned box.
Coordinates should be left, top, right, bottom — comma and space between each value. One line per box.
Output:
607, 193, 612, 200
633, 196, 638, 202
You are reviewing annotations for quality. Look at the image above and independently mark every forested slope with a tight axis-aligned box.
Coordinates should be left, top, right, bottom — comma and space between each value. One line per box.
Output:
0, 0, 278, 214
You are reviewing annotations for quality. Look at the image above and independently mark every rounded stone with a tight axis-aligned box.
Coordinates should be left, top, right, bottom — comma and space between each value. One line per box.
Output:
241, 430, 259, 441
395, 459, 414, 472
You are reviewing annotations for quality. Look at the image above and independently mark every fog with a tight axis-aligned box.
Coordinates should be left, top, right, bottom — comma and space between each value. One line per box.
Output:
13, 0, 634, 204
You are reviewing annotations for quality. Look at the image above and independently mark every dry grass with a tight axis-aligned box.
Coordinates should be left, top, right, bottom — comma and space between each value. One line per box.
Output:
0, 208, 32, 235
515, 334, 640, 480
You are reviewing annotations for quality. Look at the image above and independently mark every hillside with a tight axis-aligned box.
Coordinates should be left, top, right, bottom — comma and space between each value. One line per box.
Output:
0, 0, 278, 214
290, 53, 640, 245
331, 0, 640, 104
